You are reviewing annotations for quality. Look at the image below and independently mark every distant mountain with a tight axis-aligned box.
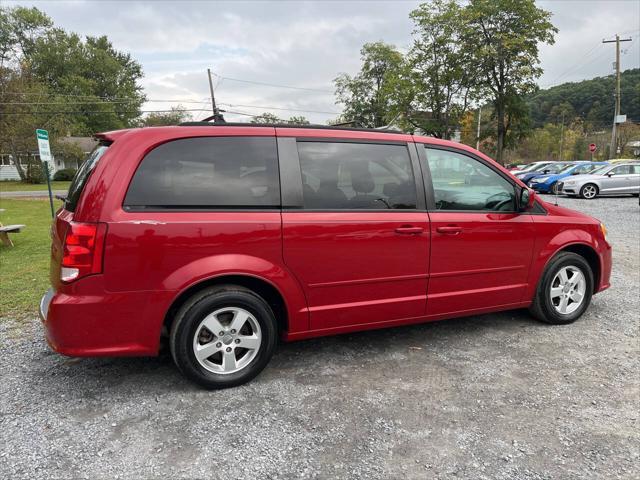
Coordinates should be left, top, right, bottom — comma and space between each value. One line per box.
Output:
528, 68, 639, 128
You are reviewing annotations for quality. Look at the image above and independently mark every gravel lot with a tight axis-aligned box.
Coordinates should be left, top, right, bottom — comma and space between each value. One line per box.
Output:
1, 195, 639, 479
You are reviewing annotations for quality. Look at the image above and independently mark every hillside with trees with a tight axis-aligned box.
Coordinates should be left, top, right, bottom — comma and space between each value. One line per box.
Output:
527, 69, 640, 129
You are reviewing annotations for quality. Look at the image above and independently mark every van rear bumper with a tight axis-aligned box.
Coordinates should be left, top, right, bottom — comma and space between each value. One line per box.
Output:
39, 288, 54, 323
38, 284, 174, 357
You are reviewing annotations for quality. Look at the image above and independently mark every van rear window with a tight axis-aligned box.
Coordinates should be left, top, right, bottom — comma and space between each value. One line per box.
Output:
123, 136, 280, 209
65, 144, 109, 212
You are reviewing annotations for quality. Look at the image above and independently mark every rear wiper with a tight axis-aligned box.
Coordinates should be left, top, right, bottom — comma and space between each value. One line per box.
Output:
55, 195, 67, 202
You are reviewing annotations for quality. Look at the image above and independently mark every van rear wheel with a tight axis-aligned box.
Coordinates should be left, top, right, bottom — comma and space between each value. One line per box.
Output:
529, 252, 593, 325
169, 286, 278, 389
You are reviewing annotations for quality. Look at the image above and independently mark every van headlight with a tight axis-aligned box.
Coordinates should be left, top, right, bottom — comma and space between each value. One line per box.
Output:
600, 223, 608, 242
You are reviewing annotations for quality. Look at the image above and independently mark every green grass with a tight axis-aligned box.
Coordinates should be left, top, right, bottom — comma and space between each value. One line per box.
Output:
0, 198, 64, 318
0, 180, 71, 192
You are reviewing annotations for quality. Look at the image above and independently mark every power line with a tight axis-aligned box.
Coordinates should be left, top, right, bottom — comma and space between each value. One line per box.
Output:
2, 108, 212, 115
3, 101, 342, 117
541, 42, 603, 87
219, 102, 340, 115
212, 73, 334, 94
0, 97, 211, 105
539, 44, 612, 88
1, 100, 140, 105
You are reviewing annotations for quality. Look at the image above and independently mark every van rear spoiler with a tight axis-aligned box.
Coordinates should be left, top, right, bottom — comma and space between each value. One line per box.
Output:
94, 128, 137, 143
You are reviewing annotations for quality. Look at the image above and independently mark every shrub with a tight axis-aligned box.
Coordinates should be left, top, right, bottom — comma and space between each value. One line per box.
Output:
24, 163, 45, 184
53, 168, 77, 181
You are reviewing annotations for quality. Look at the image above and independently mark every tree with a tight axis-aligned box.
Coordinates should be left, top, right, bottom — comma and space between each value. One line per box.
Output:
0, 5, 146, 183
0, 69, 70, 182
398, 0, 476, 138
286, 116, 310, 125
1, 5, 145, 136
249, 112, 310, 124
527, 69, 640, 130
0, 6, 52, 68
27, 30, 145, 133
250, 112, 282, 124
334, 42, 403, 128
141, 106, 192, 126
461, 0, 557, 164
617, 121, 640, 157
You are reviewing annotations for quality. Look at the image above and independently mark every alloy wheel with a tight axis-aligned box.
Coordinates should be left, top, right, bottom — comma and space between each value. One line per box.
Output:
192, 307, 262, 374
549, 266, 586, 315
582, 185, 597, 199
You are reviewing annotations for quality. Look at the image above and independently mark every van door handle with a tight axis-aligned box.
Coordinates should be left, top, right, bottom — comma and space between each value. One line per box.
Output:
395, 226, 424, 235
436, 226, 462, 235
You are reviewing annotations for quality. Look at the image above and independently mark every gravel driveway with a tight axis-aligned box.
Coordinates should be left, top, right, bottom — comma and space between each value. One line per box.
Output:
1, 196, 638, 479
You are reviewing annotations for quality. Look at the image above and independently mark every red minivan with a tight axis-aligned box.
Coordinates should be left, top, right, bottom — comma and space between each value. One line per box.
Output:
40, 124, 612, 388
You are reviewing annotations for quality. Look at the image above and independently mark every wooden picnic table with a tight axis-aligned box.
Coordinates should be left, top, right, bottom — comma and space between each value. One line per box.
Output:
0, 209, 25, 246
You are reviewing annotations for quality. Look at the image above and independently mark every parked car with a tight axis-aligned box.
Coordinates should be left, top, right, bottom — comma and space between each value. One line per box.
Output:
506, 163, 525, 171
40, 124, 612, 389
516, 162, 573, 186
559, 162, 640, 199
510, 161, 553, 175
529, 161, 609, 194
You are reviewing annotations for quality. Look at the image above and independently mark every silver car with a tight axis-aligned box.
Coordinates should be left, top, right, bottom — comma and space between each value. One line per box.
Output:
559, 162, 640, 199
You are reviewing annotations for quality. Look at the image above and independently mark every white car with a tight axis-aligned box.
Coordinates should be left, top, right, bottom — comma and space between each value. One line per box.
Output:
559, 162, 640, 199
511, 161, 554, 175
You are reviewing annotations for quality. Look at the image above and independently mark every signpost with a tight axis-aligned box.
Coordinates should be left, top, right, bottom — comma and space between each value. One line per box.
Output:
588, 143, 597, 161
36, 129, 55, 218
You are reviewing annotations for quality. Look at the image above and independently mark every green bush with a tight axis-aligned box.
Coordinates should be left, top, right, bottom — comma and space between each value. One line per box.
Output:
24, 163, 45, 184
53, 168, 77, 181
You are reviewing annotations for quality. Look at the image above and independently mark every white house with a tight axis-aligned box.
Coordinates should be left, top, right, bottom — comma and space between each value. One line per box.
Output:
0, 136, 97, 181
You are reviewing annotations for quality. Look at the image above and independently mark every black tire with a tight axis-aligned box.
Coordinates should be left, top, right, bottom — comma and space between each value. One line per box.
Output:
169, 285, 278, 389
529, 252, 594, 325
579, 183, 598, 199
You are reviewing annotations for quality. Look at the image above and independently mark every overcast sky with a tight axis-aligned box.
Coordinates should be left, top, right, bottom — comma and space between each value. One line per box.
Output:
8, 0, 640, 123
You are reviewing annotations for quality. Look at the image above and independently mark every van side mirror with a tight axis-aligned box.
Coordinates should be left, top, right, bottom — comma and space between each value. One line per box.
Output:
606, 171, 615, 177
519, 188, 536, 212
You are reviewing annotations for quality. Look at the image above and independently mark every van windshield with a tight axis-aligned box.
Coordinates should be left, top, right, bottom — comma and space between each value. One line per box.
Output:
64, 144, 109, 212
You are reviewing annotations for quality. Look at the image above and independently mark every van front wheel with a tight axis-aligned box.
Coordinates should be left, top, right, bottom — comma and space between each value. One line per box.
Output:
169, 286, 278, 389
529, 252, 594, 325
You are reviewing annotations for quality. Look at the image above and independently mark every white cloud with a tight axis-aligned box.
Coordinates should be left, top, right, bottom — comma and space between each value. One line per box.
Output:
7, 0, 640, 123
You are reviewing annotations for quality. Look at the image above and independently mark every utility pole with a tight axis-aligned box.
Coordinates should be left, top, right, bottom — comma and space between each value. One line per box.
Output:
603, 34, 632, 158
475, 106, 482, 150
207, 68, 225, 123
559, 111, 565, 161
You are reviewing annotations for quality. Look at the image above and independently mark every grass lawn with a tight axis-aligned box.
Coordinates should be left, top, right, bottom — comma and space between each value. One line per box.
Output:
0, 198, 64, 318
0, 180, 71, 192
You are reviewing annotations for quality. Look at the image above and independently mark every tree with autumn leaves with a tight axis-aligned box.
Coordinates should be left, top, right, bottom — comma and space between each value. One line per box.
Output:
335, 0, 558, 164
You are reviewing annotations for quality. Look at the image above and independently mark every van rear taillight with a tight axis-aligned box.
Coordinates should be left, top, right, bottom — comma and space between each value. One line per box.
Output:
61, 222, 107, 282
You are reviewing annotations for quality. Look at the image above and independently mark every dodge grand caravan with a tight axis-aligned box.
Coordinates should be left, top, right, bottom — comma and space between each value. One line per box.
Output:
40, 124, 612, 388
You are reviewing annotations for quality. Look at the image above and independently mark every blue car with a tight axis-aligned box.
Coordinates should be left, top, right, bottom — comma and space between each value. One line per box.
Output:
528, 162, 610, 194
515, 162, 572, 186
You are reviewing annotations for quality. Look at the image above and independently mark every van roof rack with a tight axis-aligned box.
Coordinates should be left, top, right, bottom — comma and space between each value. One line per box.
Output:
178, 121, 407, 135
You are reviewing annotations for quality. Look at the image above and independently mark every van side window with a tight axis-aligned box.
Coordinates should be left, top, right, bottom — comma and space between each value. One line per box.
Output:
297, 142, 417, 210
425, 148, 516, 212
124, 137, 280, 209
